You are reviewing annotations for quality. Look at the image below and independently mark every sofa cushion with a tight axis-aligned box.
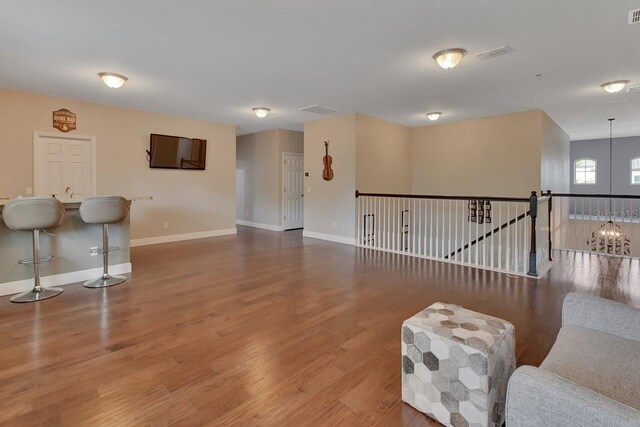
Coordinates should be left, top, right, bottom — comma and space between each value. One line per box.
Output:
541, 325, 640, 411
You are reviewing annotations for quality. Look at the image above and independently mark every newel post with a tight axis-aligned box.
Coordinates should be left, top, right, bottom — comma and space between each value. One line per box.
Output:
527, 191, 538, 277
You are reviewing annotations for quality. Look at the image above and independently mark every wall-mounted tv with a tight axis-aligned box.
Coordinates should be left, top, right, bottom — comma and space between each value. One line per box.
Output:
149, 133, 207, 170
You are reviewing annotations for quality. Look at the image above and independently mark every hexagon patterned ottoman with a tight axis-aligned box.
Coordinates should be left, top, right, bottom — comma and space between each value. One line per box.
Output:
401, 302, 515, 427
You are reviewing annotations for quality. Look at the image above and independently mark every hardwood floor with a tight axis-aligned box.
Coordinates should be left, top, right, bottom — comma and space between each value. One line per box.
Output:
0, 226, 638, 426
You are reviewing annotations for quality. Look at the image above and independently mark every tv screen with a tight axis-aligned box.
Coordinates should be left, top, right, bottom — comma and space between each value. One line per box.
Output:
149, 133, 207, 170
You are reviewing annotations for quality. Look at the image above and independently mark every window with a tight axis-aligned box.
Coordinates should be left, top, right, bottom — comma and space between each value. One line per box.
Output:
632, 158, 640, 185
574, 158, 596, 185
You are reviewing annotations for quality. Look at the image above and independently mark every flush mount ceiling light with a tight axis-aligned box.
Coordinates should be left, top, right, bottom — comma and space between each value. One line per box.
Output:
601, 80, 629, 93
98, 72, 128, 88
253, 107, 271, 118
427, 112, 442, 121
433, 48, 467, 69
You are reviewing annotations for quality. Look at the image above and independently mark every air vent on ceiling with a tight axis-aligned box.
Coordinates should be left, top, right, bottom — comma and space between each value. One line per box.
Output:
627, 84, 640, 93
298, 105, 340, 115
630, 8, 640, 25
476, 46, 510, 61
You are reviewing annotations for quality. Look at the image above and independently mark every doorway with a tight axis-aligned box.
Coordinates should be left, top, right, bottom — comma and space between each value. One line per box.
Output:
282, 152, 304, 230
33, 132, 96, 198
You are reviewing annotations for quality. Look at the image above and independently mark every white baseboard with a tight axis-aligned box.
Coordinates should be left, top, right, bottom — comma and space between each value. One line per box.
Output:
236, 220, 284, 232
130, 228, 237, 247
0, 263, 132, 297
303, 230, 356, 246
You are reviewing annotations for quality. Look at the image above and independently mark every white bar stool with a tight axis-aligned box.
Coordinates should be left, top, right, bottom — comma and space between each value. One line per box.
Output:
3, 197, 66, 303
80, 196, 130, 288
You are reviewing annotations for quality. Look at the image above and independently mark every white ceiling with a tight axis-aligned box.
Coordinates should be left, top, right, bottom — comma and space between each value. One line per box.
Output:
1, 1, 639, 140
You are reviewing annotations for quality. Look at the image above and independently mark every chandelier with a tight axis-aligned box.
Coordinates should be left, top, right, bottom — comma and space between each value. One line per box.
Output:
589, 220, 630, 256
587, 118, 630, 256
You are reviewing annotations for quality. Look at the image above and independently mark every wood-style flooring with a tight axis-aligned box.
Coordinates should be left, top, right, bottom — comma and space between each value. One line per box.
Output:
0, 226, 638, 426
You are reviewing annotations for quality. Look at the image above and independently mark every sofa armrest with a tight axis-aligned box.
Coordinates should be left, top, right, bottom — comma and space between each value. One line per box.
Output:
562, 292, 640, 342
506, 366, 640, 427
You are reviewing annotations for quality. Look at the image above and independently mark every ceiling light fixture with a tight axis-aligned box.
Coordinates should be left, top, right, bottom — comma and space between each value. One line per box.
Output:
253, 107, 271, 118
427, 112, 442, 121
433, 48, 467, 69
98, 72, 128, 88
601, 80, 629, 93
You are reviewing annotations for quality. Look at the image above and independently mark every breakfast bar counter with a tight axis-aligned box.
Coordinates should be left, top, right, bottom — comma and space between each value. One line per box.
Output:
0, 197, 131, 296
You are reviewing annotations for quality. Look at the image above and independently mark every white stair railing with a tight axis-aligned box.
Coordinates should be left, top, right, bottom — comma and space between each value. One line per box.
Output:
355, 191, 548, 276
551, 193, 640, 259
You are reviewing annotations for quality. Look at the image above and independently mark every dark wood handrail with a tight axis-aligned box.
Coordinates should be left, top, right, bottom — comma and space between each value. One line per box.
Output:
444, 210, 530, 260
553, 193, 640, 199
355, 190, 528, 203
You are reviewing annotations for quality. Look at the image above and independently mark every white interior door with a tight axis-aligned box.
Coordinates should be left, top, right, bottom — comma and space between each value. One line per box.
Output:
34, 132, 96, 198
282, 153, 304, 230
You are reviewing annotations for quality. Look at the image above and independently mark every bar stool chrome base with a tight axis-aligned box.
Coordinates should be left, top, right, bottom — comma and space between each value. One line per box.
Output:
80, 197, 130, 291
10, 286, 64, 303
83, 273, 126, 288
18, 255, 54, 265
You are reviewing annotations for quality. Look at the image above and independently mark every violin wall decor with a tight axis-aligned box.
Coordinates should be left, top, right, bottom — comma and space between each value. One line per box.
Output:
322, 140, 334, 181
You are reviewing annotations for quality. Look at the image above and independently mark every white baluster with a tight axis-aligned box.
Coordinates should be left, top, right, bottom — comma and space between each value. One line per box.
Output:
391, 198, 395, 252
581, 198, 585, 253
418, 199, 422, 256
460, 200, 465, 263
505, 202, 512, 271
491, 202, 495, 268
384, 196, 387, 251
436, 200, 440, 259
412, 198, 416, 255
516, 204, 521, 274
447, 200, 451, 261
377, 196, 381, 251
358, 195, 362, 246
468, 200, 472, 265
475, 202, 479, 266
524, 203, 528, 274
482, 201, 486, 268
429, 199, 433, 256
498, 202, 502, 271
454, 200, 459, 263
424, 199, 429, 257
364, 196, 368, 247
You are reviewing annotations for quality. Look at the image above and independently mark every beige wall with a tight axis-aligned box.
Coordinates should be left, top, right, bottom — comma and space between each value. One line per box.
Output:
236, 130, 281, 226
236, 129, 303, 227
280, 128, 304, 154
356, 113, 412, 193
411, 110, 544, 197
0, 87, 236, 240
303, 113, 410, 242
304, 114, 357, 240
304, 110, 569, 244
540, 111, 570, 193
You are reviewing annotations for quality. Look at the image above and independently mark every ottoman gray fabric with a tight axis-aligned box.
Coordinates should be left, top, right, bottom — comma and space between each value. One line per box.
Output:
401, 302, 515, 427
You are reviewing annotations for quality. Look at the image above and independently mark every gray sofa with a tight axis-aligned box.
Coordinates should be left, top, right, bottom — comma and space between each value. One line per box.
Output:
506, 292, 640, 426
